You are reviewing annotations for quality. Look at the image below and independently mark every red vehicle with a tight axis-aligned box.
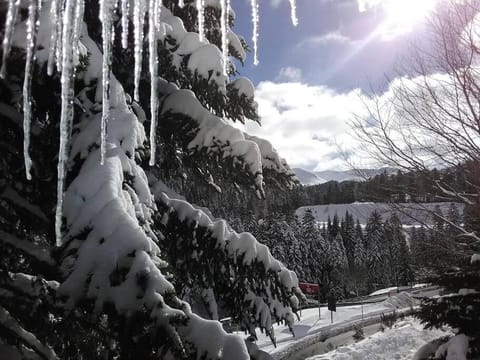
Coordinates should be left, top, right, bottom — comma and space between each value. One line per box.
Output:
299, 282, 320, 295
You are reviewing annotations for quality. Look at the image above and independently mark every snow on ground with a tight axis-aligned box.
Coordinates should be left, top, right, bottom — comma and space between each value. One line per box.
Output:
307, 318, 450, 360
251, 292, 436, 360
256, 299, 404, 355
369, 287, 399, 296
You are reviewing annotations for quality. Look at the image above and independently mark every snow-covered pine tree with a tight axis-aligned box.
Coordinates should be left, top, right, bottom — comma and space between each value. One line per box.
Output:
352, 226, 367, 295
365, 211, 386, 292
417, 205, 479, 355
0, 0, 302, 358
329, 213, 339, 238
253, 213, 293, 268
340, 211, 355, 272
328, 232, 348, 299
300, 209, 323, 282
383, 214, 413, 287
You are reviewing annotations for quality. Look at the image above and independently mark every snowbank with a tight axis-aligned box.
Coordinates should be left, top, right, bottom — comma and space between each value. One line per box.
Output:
307, 318, 451, 360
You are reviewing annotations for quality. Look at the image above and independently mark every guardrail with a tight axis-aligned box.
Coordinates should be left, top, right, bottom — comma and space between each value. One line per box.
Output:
300, 285, 439, 310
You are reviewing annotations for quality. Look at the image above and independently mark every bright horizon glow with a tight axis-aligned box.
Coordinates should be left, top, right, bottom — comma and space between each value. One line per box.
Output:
379, 0, 438, 38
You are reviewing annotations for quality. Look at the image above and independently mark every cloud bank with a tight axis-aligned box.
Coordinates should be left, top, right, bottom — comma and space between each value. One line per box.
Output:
242, 79, 370, 171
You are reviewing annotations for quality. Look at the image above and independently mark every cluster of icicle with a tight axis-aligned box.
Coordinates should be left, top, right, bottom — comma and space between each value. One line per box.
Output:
0, 0, 297, 246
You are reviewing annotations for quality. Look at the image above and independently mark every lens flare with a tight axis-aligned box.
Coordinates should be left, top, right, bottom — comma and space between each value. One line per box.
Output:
380, 0, 438, 38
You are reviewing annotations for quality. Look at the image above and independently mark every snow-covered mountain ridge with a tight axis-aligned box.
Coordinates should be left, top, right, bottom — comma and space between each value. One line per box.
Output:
292, 168, 327, 185
293, 167, 398, 185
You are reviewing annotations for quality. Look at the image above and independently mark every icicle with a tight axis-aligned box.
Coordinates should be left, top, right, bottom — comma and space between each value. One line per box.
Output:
196, 0, 205, 42
0, 0, 20, 78
250, 0, 259, 65
99, 0, 114, 165
178, 0, 184, 8
289, 0, 298, 27
148, 0, 160, 166
121, 0, 130, 49
154, 0, 162, 33
220, 0, 228, 76
22, 0, 41, 181
47, 0, 60, 76
133, 0, 146, 101
55, 2, 64, 72
56, 0, 79, 247
73, 0, 85, 57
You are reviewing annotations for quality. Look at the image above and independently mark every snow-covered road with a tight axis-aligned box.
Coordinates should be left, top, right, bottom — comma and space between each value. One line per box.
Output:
254, 292, 441, 359
258, 302, 392, 352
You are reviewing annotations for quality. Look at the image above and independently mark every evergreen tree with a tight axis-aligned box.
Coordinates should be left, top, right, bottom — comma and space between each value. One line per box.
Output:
384, 214, 413, 286
299, 209, 326, 282
340, 211, 356, 272
417, 260, 480, 355
329, 233, 348, 298
355, 219, 364, 245
365, 211, 386, 291
352, 230, 368, 295
330, 213, 340, 238
331, 233, 348, 271
0, 1, 301, 358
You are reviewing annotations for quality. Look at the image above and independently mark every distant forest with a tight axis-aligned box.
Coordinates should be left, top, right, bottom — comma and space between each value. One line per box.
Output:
179, 164, 474, 223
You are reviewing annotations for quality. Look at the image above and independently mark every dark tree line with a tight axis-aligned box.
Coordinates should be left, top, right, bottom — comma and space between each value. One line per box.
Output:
227, 209, 415, 300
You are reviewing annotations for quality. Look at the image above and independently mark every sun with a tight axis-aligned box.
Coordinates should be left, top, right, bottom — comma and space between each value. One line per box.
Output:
379, 0, 438, 38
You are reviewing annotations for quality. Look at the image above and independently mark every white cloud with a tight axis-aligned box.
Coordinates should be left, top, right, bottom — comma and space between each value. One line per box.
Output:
300, 31, 352, 47
357, 0, 382, 12
242, 81, 371, 171
270, 0, 282, 8
276, 66, 303, 82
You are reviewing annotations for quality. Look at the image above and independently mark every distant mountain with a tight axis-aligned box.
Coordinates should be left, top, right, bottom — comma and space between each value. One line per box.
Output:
314, 168, 398, 183
292, 168, 327, 185
293, 167, 399, 186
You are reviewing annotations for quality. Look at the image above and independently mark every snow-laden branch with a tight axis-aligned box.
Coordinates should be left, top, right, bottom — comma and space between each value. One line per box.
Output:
161, 88, 266, 195
156, 192, 301, 341
0, 271, 59, 300
0, 231, 54, 266
1, 187, 49, 223
0, 305, 58, 360
435, 180, 475, 205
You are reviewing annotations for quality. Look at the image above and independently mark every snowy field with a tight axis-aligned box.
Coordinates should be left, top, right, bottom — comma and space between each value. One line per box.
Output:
307, 318, 450, 360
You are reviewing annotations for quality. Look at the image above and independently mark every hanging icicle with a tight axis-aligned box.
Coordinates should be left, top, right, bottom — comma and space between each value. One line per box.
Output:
54, 1, 64, 73
121, 0, 129, 49
154, 0, 162, 32
220, 0, 228, 76
148, 0, 160, 166
56, 0, 79, 247
196, 0, 205, 42
73, 0, 85, 60
133, 0, 146, 101
0, 0, 20, 79
47, 0, 60, 76
23, 0, 41, 181
289, 0, 298, 26
100, 0, 114, 165
250, 0, 259, 65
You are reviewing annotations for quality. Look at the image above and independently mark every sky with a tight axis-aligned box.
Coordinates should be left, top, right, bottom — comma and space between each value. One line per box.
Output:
229, 0, 439, 171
